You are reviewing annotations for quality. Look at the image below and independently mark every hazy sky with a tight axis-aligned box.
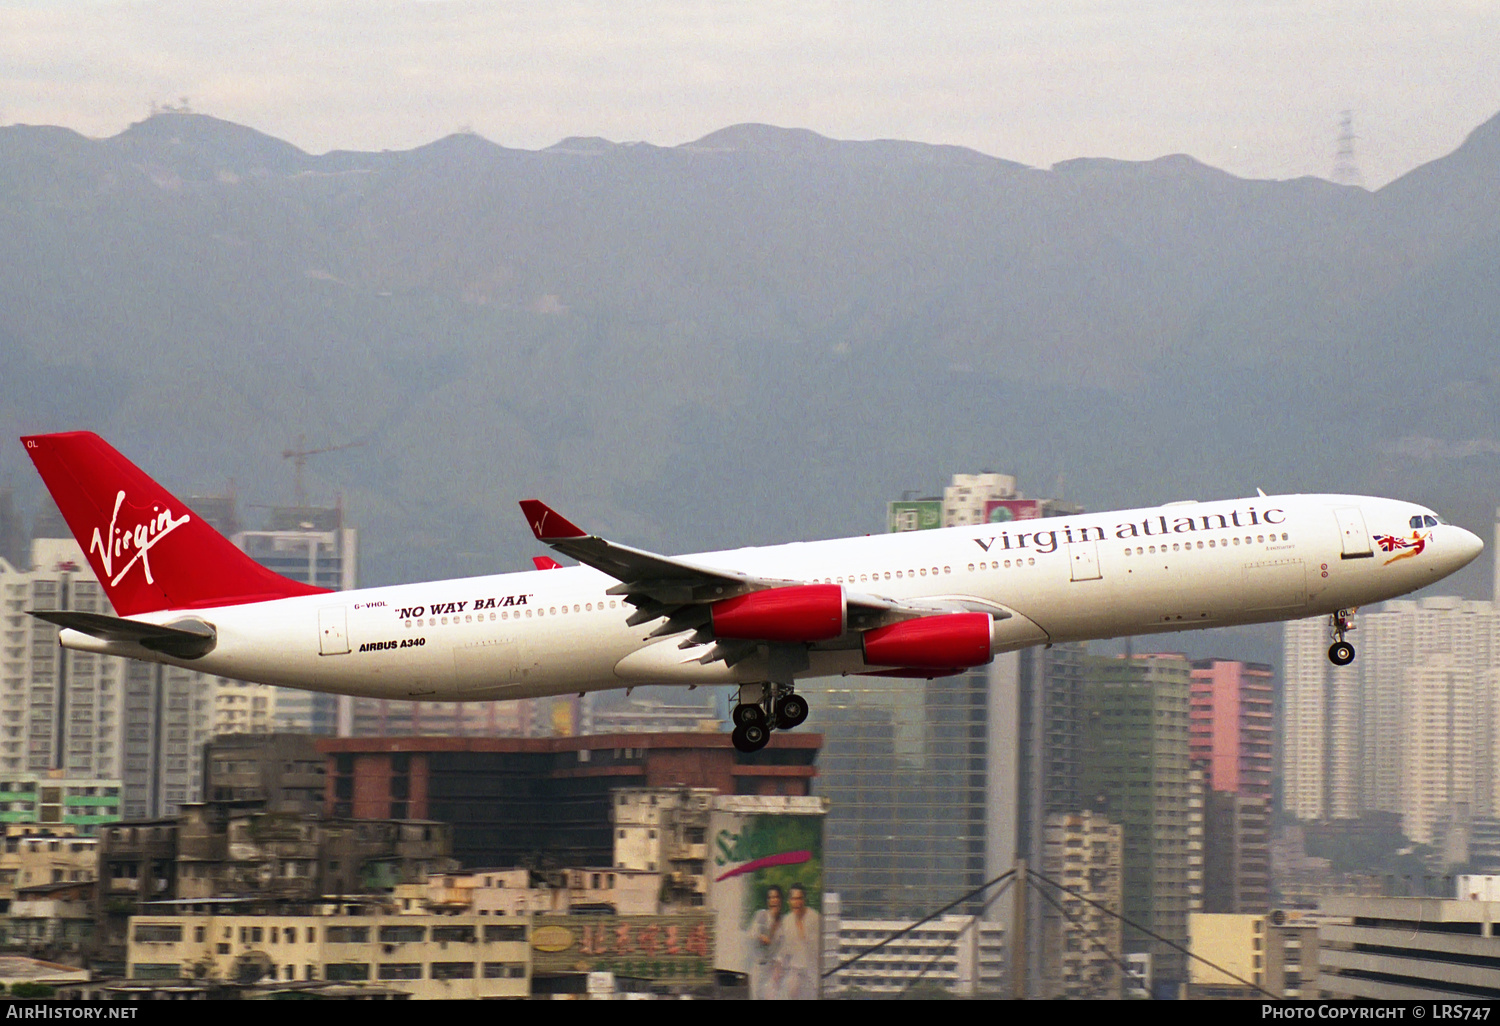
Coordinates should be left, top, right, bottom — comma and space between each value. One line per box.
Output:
3, 1, 1499, 187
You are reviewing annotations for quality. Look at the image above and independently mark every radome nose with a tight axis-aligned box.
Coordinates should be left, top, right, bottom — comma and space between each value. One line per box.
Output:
1454, 527, 1485, 569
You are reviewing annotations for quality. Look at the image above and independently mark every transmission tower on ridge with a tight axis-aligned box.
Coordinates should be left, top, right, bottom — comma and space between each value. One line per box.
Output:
1332, 110, 1365, 187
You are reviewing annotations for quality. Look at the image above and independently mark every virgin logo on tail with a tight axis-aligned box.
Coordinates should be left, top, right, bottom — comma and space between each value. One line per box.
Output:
89, 490, 192, 587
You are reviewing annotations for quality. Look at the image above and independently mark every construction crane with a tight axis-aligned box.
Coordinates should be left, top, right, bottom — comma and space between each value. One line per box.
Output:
281, 435, 363, 507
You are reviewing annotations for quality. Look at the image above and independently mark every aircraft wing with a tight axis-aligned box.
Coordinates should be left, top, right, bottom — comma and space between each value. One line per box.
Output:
518, 501, 999, 658
520, 499, 771, 604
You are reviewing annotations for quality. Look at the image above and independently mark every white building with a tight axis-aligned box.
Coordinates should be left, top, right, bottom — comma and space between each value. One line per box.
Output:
1319, 896, 1500, 999
825, 910, 1005, 997
942, 473, 1018, 527
1283, 597, 1499, 842
236, 509, 355, 736
1, 539, 213, 820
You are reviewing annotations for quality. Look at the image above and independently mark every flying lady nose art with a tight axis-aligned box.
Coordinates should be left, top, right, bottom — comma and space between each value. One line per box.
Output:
1373, 531, 1428, 565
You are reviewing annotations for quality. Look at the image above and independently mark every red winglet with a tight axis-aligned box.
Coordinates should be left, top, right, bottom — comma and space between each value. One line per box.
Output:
518, 500, 587, 541
532, 556, 562, 571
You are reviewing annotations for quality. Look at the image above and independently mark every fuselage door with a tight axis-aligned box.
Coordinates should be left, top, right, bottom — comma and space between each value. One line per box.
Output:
318, 606, 351, 655
1069, 540, 1103, 582
1334, 507, 1374, 560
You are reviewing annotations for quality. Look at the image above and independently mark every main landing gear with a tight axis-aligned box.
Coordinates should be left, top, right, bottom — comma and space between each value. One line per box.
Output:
731, 683, 809, 753
1328, 609, 1356, 667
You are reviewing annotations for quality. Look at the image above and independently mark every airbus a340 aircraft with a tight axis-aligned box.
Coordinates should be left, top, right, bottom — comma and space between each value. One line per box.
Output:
21, 432, 1484, 752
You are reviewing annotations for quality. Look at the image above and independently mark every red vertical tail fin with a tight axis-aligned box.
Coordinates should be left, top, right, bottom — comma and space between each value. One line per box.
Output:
21, 432, 329, 616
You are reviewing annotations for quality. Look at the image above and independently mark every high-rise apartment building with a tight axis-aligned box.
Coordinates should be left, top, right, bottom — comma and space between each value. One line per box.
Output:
1190, 659, 1273, 913
1283, 598, 1498, 843
804, 666, 990, 918
1, 537, 211, 820
2, 542, 126, 781
0, 489, 26, 570
1189, 660, 1274, 802
1202, 791, 1270, 913
235, 505, 354, 736
822, 471, 1088, 999
1080, 652, 1194, 989
1038, 810, 1123, 999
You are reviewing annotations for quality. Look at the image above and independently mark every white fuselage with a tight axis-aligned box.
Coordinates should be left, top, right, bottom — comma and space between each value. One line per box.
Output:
60, 493, 1482, 701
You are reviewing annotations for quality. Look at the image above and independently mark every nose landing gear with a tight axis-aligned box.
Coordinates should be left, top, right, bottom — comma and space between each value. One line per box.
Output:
1328, 609, 1356, 666
731, 683, 809, 753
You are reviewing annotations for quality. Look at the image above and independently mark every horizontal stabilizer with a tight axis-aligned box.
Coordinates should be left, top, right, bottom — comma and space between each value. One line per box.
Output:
29, 610, 217, 659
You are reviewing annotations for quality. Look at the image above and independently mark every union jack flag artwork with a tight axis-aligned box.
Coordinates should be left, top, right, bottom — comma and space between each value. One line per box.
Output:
1373, 531, 1426, 563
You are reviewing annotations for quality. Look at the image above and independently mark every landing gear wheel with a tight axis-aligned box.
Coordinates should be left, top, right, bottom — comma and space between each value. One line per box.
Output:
733, 703, 767, 728
732, 722, 770, 753
1327, 608, 1357, 666
775, 694, 809, 730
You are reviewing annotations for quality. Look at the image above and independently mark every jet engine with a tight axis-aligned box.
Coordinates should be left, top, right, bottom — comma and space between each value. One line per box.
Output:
861, 612, 994, 669
711, 584, 846, 642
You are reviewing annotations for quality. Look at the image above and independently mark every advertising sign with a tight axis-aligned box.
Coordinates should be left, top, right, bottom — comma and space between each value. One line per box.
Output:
889, 500, 942, 533
710, 798, 826, 1000
531, 913, 715, 983
984, 499, 1041, 523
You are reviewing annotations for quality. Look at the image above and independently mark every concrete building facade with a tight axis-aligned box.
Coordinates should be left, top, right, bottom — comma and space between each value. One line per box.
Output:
126, 912, 529, 997
1038, 810, 1122, 999
1080, 652, 1195, 990
1319, 896, 1500, 999
317, 732, 820, 869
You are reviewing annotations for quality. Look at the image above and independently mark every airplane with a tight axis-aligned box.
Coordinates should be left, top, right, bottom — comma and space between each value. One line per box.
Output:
20, 431, 1485, 752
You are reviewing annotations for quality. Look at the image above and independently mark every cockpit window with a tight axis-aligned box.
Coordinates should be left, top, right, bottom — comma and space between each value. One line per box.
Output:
1425, 515, 1442, 527
1410, 515, 1425, 529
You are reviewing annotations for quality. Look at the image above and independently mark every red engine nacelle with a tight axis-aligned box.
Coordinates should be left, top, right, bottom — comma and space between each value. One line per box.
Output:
711, 584, 846, 642
861, 612, 994, 669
